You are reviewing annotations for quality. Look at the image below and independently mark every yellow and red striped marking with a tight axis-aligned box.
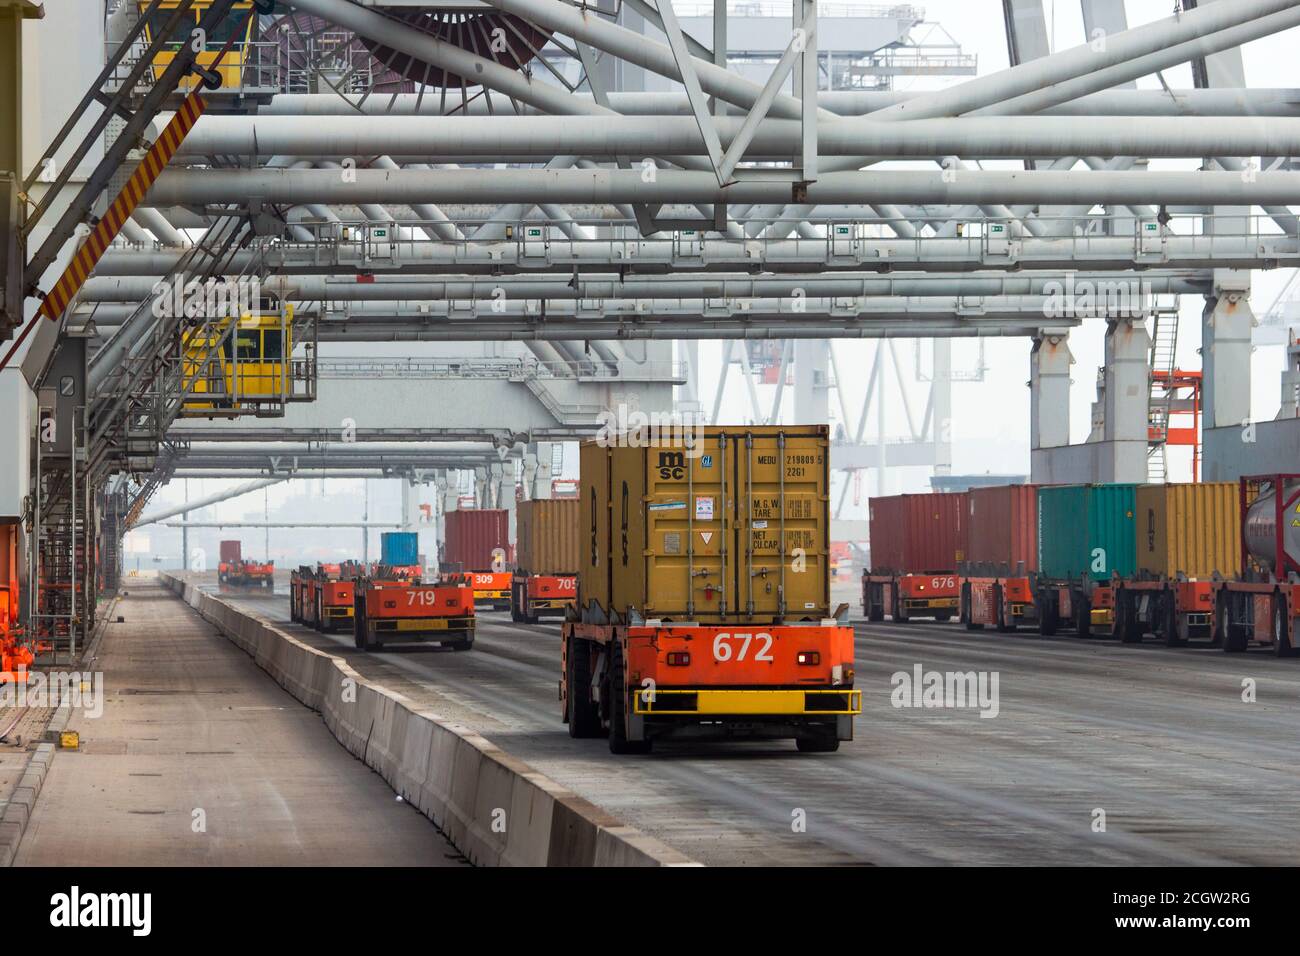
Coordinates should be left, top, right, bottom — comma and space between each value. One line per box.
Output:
37, 90, 207, 322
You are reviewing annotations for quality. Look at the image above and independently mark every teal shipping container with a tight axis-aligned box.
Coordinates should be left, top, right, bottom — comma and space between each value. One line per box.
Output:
1037, 484, 1138, 582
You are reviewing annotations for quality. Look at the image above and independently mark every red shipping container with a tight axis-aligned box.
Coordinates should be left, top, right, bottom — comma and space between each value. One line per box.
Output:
219, 540, 242, 563
868, 493, 969, 573
443, 509, 510, 572
966, 484, 1039, 573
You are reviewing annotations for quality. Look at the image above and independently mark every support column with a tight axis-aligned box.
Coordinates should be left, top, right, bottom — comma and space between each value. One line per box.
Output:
793, 339, 829, 425
1279, 330, 1300, 419
1201, 276, 1256, 479
1029, 331, 1072, 482
529, 441, 554, 499
1101, 317, 1151, 483
931, 340, 953, 477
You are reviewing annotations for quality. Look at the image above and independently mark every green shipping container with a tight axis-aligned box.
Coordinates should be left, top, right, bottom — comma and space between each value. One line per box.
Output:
1037, 484, 1138, 582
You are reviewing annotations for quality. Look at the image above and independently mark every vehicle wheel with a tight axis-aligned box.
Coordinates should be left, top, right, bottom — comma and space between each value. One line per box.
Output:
1222, 593, 1248, 654
1075, 600, 1092, 638
608, 640, 651, 754
1038, 599, 1058, 637
1163, 599, 1186, 647
353, 605, 365, 649
444, 634, 474, 651
795, 734, 840, 753
1212, 592, 1228, 648
1274, 597, 1294, 658
934, 612, 952, 622
566, 633, 601, 738
1116, 592, 1140, 644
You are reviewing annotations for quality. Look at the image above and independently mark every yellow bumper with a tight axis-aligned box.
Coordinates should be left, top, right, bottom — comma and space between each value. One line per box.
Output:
377, 618, 453, 632
634, 688, 861, 716
905, 597, 959, 609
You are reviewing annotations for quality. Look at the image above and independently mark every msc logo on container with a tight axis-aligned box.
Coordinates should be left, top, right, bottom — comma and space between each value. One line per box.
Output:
658, 451, 687, 480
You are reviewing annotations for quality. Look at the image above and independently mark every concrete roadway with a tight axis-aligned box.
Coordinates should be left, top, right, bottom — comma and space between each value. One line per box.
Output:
218, 582, 1300, 867
15, 580, 467, 866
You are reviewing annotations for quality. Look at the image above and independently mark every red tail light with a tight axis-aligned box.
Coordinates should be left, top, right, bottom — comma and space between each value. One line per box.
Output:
666, 652, 690, 666
797, 651, 820, 665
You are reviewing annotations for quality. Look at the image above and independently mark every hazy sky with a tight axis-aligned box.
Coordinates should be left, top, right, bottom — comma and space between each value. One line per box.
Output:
135, 0, 1300, 555
701, 0, 1300, 493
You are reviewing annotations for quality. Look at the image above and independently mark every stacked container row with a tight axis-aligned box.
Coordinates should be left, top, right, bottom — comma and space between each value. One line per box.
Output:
380, 531, 419, 568
443, 509, 510, 572
870, 482, 1241, 582
867, 492, 968, 574
965, 484, 1038, 572
515, 498, 581, 573
1037, 484, 1139, 582
1135, 482, 1241, 578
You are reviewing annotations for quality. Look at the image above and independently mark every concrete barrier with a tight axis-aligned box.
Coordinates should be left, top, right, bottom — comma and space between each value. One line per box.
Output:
160, 573, 694, 867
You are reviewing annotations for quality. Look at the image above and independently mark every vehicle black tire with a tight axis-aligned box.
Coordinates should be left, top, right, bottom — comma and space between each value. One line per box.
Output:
1116, 592, 1141, 644
1075, 599, 1092, 638
1163, 598, 1186, 647
1213, 592, 1229, 648
795, 734, 840, 753
566, 633, 601, 739
1038, 598, 1058, 636
870, 606, 884, 622
1274, 596, 1294, 658
1222, 593, 1248, 653
444, 634, 474, 651
934, 612, 952, 622
608, 640, 651, 754
892, 587, 909, 623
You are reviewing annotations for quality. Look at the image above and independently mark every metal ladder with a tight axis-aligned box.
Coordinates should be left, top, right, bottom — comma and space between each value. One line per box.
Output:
1147, 309, 1180, 482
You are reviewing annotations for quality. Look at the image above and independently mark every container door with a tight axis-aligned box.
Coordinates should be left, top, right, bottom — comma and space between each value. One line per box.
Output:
737, 430, 829, 622
635, 435, 729, 620
578, 442, 611, 614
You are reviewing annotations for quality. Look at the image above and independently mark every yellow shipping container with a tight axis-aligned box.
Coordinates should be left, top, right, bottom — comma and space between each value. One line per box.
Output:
1135, 482, 1241, 579
580, 425, 831, 623
515, 498, 581, 574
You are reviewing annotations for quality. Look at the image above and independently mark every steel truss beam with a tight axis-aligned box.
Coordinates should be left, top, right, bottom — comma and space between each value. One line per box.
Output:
257, 89, 1300, 118
175, 114, 1300, 160
143, 166, 1300, 207
96, 228, 1300, 276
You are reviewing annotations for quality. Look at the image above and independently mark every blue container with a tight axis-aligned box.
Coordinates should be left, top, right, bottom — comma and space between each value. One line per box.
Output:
381, 531, 419, 567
